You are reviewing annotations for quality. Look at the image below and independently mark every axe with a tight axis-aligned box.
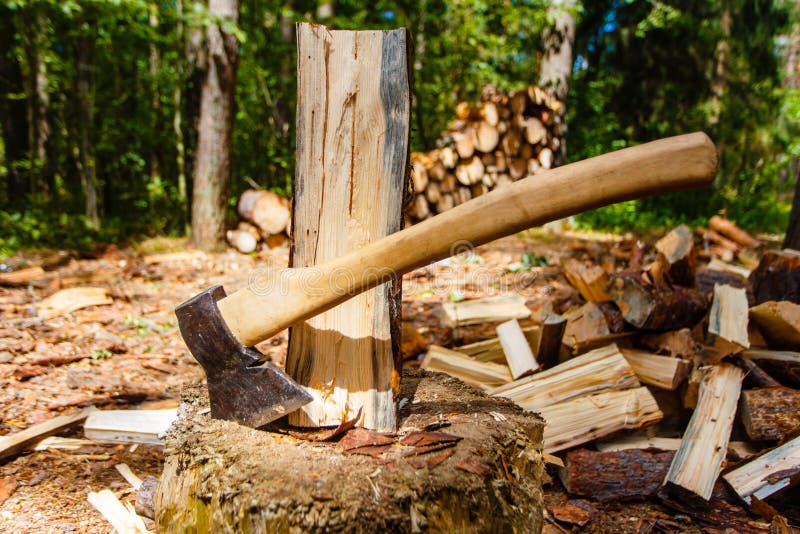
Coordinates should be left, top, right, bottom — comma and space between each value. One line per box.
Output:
176, 132, 717, 428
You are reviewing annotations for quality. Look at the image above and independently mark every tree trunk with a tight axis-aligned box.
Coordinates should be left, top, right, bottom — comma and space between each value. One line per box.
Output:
0, 7, 29, 208
174, 0, 188, 233
191, 0, 240, 251
538, 0, 576, 105
785, 167, 800, 249
75, 29, 99, 227
148, 2, 161, 184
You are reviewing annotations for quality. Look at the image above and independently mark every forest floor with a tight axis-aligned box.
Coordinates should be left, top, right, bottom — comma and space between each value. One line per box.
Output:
0, 231, 793, 533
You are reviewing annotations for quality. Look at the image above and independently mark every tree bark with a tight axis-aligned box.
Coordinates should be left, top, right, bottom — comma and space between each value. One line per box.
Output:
191, 0, 240, 251
538, 0, 576, 106
75, 27, 99, 227
174, 0, 188, 233
784, 166, 800, 249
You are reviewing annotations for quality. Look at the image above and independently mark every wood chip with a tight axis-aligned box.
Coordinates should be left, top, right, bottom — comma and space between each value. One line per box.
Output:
455, 455, 492, 476
406, 448, 455, 469
550, 500, 596, 527
339, 428, 394, 451
37, 287, 113, 319
87, 488, 149, 533
0, 477, 18, 505
399, 431, 462, 447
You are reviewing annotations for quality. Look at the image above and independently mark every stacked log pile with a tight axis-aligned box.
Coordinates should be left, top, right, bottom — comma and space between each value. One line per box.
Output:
227, 189, 291, 253
406, 85, 566, 222
416, 218, 800, 529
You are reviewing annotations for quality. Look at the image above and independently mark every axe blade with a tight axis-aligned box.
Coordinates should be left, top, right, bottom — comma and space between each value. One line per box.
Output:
175, 285, 312, 428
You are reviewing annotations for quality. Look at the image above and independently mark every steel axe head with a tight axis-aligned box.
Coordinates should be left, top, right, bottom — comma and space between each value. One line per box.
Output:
175, 285, 312, 428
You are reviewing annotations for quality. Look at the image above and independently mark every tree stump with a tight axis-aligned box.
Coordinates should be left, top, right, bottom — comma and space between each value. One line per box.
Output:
156, 369, 545, 533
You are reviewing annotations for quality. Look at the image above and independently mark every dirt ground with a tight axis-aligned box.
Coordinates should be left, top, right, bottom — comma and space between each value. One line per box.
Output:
0, 231, 794, 533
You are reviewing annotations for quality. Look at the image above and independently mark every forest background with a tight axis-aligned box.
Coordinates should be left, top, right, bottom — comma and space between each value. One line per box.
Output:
0, 0, 798, 254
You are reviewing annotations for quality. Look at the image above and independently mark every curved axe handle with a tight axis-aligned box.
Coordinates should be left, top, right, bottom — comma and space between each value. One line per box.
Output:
219, 132, 717, 346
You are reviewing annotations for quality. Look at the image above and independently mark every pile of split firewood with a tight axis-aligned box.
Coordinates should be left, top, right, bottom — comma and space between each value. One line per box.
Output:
405, 85, 565, 222
419, 216, 799, 523
227, 189, 291, 253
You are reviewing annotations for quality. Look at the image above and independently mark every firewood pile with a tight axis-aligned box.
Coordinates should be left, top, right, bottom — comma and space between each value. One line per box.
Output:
227, 189, 291, 253
415, 216, 800, 528
405, 85, 566, 222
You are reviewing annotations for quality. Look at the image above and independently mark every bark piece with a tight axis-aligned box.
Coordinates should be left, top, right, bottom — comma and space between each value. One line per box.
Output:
496, 319, 539, 379
489, 344, 639, 412
562, 302, 631, 354
539, 387, 662, 453
237, 189, 290, 236
744, 349, 800, 387
559, 448, 674, 502
655, 224, 696, 287
750, 301, 800, 350
156, 370, 546, 533
663, 363, 745, 501
0, 266, 47, 287
749, 249, 800, 305
286, 24, 410, 431
421, 345, 512, 391
607, 273, 708, 331
722, 435, 800, 504
136, 476, 159, 520
708, 215, 761, 249
37, 287, 113, 319
739, 387, 800, 441
620, 348, 691, 390
83, 408, 177, 445
0, 406, 96, 461
441, 294, 530, 327
562, 259, 611, 302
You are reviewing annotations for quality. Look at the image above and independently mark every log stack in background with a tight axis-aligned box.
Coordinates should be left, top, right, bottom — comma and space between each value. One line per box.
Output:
406, 85, 566, 223
227, 189, 291, 253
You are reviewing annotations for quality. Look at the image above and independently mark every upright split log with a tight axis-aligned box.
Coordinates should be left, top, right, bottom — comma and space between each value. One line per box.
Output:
285, 24, 410, 431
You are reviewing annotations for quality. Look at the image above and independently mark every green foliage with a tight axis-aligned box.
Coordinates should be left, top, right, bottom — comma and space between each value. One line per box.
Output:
570, 0, 795, 233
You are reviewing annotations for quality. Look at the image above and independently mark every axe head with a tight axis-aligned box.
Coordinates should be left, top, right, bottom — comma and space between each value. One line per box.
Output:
175, 285, 312, 428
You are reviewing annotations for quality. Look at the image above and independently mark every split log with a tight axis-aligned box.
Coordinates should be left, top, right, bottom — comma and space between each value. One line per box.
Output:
454, 155, 485, 186
705, 284, 750, 362
439, 146, 458, 169
663, 363, 745, 502
441, 294, 530, 327
539, 387, 662, 453
284, 25, 410, 431
156, 371, 546, 532
411, 161, 429, 192
739, 387, 800, 441
496, 319, 539, 379
83, 408, 177, 445
722, 435, 800, 504
638, 328, 697, 359
706, 258, 751, 279
559, 448, 674, 502
489, 344, 639, 412
620, 348, 691, 390
750, 301, 800, 350
743, 349, 800, 387
0, 406, 96, 461
88, 489, 149, 533
696, 226, 739, 252
655, 225, 696, 287
562, 259, 611, 302
708, 215, 760, 249
421, 345, 512, 390
237, 189, 291, 237
607, 273, 708, 331
596, 435, 758, 460
749, 249, 800, 305
454, 326, 540, 364
562, 302, 631, 354
535, 312, 566, 369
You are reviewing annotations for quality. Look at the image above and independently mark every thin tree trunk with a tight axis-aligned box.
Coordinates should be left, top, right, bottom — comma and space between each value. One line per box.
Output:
149, 2, 161, 183
0, 9, 29, 208
174, 0, 188, 233
709, 4, 731, 126
782, 1, 799, 249
75, 30, 99, 227
191, 0, 240, 250
538, 0, 576, 158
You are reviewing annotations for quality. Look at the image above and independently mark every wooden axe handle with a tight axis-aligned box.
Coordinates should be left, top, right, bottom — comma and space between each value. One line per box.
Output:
219, 132, 716, 346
